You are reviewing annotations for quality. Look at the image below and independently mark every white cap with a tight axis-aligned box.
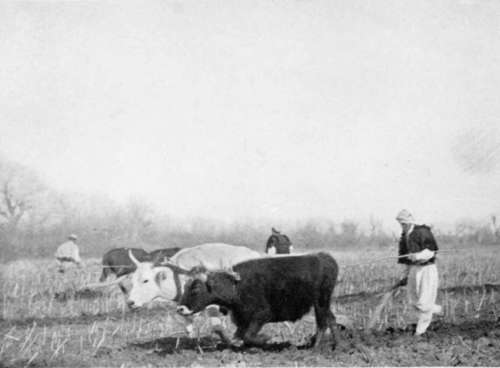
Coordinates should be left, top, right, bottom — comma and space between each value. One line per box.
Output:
395, 209, 415, 224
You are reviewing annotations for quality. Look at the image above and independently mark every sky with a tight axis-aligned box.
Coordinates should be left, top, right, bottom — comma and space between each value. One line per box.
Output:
1, 0, 499, 232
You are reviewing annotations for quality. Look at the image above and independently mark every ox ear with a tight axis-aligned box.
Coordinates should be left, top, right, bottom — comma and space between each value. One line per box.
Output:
129, 250, 140, 266
155, 270, 168, 285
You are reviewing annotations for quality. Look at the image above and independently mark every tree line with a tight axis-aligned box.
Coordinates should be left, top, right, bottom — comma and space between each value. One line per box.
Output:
0, 156, 499, 261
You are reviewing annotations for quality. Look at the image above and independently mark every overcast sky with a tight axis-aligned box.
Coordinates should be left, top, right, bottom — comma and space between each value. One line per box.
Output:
1, 0, 499, 231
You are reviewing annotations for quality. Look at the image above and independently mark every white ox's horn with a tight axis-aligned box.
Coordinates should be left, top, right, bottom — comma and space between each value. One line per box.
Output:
159, 259, 192, 275
128, 249, 140, 266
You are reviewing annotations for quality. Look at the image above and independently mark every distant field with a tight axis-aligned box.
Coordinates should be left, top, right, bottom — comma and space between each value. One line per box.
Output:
1, 247, 500, 367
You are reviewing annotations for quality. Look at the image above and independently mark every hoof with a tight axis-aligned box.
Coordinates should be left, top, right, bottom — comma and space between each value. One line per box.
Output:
303, 335, 316, 349
243, 334, 270, 347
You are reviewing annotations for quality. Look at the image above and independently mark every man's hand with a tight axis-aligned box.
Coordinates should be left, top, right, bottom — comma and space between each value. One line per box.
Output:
412, 249, 435, 262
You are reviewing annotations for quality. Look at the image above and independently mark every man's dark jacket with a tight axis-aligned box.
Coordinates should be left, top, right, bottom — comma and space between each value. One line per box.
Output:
266, 233, 292, 254
398, 225, 438, 265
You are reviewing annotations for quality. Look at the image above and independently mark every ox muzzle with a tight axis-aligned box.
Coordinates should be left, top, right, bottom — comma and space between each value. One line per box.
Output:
176, 305, 194, 316
127, 300, 140, 310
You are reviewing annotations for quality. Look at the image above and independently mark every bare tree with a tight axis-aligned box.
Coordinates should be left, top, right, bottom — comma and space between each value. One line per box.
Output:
0, 157, 46, 231
125, 197, 154, 243
340, 220, 358, 238
369, 214, 383, 237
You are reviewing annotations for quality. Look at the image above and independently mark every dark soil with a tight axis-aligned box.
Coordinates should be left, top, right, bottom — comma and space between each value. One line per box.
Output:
3, 316, 500, 366
3, 283, 500, 366
119, 318, 500, 366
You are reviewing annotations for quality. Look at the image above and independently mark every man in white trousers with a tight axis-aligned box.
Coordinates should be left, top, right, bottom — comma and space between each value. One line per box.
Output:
396, 209, 442, 336
55, 234, 82, 272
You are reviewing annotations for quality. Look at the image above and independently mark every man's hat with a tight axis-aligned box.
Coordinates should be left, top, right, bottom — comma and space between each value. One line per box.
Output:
395, 209, 415, 224
68, 234, 78, 241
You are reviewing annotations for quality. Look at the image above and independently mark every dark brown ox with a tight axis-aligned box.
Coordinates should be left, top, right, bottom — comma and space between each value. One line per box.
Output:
177, 253, 339, 349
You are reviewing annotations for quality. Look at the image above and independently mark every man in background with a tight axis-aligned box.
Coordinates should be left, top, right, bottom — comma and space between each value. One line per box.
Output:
396, 209, 442, 336
265, 227, 293, 254
55, 234, 82, 272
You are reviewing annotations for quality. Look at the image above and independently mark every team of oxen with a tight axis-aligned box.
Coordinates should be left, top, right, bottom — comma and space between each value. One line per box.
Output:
96, 234, 341, 349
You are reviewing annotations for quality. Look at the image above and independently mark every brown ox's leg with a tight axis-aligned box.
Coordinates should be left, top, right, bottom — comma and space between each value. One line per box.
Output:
313, 285, 335, 349
313, 304, 329, 348
234, 326, 246, 340
211, 325, 232, 345
243, 321, 269, 346
242, 310, 271, 346
327, 309, 338, 350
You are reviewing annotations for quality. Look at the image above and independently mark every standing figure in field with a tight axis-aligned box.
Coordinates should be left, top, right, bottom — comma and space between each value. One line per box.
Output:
265, 227, 293, 254
55, 234, 82, 273
396, 209, 442, 336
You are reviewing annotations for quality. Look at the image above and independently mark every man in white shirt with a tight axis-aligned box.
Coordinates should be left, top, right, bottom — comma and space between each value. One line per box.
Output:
396, 209, 442, 336
55, 234, 82, 272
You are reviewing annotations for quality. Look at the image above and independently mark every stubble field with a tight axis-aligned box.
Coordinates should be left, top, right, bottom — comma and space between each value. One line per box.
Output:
1, 246, 500, 367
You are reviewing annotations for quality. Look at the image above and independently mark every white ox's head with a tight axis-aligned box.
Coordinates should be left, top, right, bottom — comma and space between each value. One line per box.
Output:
126, 250, 207, 309
126, 250, 179, 308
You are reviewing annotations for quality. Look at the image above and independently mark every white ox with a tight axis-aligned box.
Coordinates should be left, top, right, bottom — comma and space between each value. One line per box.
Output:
126, 243, 261, 308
